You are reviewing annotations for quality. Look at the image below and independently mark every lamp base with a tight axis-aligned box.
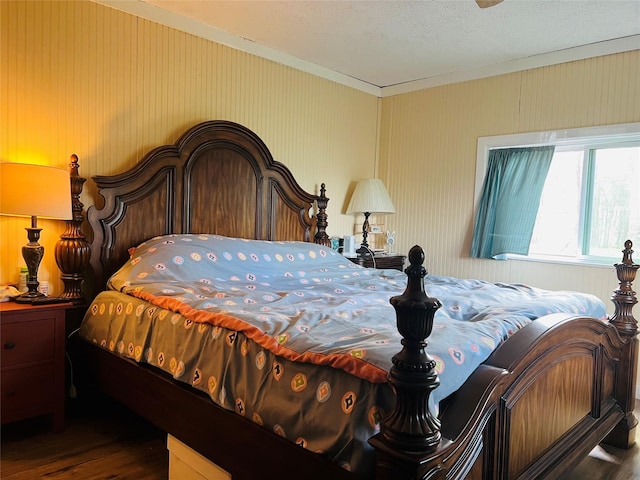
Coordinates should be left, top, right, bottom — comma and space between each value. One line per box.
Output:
19, 222, 45, 303
14, 290, 46, 304
358, 211, 372, 258
29, 295, 72, 305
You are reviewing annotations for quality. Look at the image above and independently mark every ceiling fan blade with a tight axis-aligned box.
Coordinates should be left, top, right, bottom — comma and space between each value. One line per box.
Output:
476, 0, 504, 8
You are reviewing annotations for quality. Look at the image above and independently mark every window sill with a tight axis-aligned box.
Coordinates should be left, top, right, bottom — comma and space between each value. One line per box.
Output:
506, 253, 618, 269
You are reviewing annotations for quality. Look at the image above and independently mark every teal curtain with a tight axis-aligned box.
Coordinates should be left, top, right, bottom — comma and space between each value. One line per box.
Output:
470, 146, 555, 259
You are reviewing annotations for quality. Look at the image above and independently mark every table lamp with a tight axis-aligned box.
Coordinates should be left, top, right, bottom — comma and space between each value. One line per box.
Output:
0, 163, 72, 303
346, 178, 395, 257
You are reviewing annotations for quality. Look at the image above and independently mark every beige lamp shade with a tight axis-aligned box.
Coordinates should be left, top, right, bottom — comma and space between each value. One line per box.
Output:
346, 178, 395, 215
0, 163, 72, 220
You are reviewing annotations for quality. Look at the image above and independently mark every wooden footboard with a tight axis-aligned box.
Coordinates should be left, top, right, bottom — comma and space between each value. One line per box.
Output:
370, 241, 638, 480
488, 314, 625, 479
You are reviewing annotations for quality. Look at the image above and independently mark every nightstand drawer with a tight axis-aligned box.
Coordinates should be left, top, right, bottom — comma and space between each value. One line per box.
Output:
1, 319, 56, 367
1, 363, 55, 421
0, 301, 71, 431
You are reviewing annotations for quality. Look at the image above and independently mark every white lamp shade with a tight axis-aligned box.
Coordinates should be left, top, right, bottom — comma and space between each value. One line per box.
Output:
0, 163, 72, 220
346, 178, 395, 215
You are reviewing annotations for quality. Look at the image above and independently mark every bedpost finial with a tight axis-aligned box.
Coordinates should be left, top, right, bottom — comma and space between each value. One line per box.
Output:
610, 239, 638, 336
314, 182, 330, 247
622, 239, 634, 265
404, 245, 428, 285
55, 154, 90, 303
380, 245, 442, 453
69, 153, 80, 177
408, 244, 425, 267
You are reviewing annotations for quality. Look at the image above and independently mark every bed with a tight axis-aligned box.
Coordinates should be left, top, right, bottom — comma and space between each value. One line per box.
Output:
71, 119, 639, 479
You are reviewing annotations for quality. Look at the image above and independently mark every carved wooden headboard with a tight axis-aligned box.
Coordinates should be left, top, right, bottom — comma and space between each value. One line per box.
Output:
87, 120, 329, 291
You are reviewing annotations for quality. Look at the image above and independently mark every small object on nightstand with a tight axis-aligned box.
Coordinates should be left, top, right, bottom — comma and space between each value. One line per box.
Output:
18, 267, 28, 293
38, 280, 49, 296
0, 301, 72, 432
0, 286, 20, 302
386, 230, 396, 254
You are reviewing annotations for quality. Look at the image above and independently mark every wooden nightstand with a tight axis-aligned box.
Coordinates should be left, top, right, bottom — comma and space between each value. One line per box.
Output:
347, 254, 405, 271
0, 301, 72, 432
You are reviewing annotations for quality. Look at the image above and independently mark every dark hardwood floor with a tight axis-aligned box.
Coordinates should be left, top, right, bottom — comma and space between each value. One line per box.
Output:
1, 394, 639, 479
1, 396, 168, 480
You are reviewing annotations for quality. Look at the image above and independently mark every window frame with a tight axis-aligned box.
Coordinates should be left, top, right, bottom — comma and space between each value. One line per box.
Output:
474, 123, 640, 267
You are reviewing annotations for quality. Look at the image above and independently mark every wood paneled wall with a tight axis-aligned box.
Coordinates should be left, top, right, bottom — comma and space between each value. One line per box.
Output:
0, 1, 379, 294
1, 0, 638, 315
379, 50, 640, 312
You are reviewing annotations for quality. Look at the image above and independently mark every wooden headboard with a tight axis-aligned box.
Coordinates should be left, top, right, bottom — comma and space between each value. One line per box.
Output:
87, 120, 329, 291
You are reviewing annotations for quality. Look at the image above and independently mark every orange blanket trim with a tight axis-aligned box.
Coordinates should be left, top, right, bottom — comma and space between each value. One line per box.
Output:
132, 290, 390, 384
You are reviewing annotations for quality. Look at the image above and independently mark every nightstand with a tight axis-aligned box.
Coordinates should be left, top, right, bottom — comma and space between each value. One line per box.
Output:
0, 301, 72, 432
348, 254, 405, 271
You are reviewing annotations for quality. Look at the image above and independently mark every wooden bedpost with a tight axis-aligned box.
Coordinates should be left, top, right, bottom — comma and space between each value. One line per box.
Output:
369, 245, 443, 479
54, 154, 91, 303
606, 239, 639, 449
314, 183, 331, 247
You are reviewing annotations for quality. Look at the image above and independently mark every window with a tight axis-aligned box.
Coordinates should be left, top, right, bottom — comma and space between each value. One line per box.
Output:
474, 123, 640, 265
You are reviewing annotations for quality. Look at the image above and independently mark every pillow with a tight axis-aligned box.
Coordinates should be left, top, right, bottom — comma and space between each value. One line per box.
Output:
108, 234, 354, 291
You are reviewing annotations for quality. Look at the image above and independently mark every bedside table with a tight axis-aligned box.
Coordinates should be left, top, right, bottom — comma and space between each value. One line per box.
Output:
348, 254, 405, 271
0, 301, 72, 432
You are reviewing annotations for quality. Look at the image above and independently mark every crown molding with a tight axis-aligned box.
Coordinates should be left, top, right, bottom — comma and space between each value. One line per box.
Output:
95, 1, 638, 99
381, 36, 640, 97
94, 0, 382, 96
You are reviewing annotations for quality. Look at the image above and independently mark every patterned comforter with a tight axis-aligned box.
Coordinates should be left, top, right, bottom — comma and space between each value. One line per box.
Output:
79, 234, 606, 476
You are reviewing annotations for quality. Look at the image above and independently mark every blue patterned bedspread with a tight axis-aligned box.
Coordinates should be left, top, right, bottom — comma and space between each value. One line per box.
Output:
107, 234, 607, 406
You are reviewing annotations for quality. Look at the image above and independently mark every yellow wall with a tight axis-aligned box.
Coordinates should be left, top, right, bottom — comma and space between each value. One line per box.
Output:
1, 0, 638, 313
0, 1, 379, 295
379, 50, 640, 312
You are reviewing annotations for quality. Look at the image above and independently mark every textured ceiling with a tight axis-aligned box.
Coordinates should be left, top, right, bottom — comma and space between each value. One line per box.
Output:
123, 0, 640, 92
